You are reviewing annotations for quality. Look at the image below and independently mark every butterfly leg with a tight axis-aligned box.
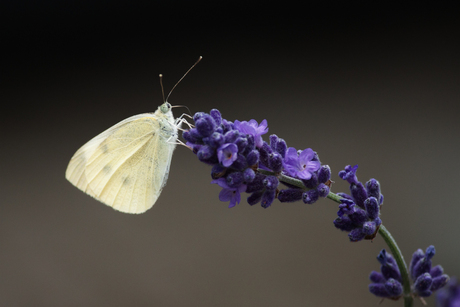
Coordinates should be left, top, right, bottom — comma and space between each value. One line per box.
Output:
175, 116, 194, 130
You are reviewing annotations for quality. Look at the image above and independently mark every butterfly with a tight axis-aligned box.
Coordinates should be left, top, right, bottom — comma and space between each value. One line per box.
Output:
65, 57, 201, 214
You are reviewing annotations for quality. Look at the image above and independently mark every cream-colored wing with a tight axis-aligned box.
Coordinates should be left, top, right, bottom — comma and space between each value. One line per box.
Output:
66, 113, 177, 214
66, 114, 151, 195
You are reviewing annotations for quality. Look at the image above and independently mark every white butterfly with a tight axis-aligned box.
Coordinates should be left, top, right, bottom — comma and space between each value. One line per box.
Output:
65, 57, 201, 214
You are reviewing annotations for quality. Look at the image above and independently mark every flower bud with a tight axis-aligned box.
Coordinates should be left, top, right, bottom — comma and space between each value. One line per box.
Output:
210, 109, 222, 126
348, 228, 366, 242
366, 178, 381, 200
247, 191, 263, 205
431, 274, 450, 292
197, 145, 215, 163
193, 112, 206, 122
261, 190, 276, 208
278, 189, 303, 202
196, 115, 216, 137
348, 207, 367, 226
226, 172, 244, 188
183, 130, 199, 144
258, 142, 272, 167
263, 176, 279, 191
316, 183, 330, 198
364, 197, 380, 219
224, 130, 240, 143
363, 221, 377, 236
246, 173, 266, 193
385, 278, 403, 297
414, 273, 433, 293
302, 189, 319, 204
211, 164, 227, 179
231, 154, 248, 171
302, 173, 318, 189
246, 150, 259, 166
275, 138, 287, 157
204, 132, 224, 148
351, 182, 368, 208
333, 215, 354, 232
189, 127, 203, 140
318, 165, 331, 184
235, 137, 248, 152
369, 271, 385, 283
268, 152, 283, 172
269, 134, 279, 151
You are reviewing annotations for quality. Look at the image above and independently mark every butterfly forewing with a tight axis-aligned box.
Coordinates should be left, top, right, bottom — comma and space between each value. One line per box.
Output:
66, 111, 178, 214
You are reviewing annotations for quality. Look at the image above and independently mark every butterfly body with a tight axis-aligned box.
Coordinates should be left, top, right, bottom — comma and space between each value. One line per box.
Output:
65, 102, 178, 214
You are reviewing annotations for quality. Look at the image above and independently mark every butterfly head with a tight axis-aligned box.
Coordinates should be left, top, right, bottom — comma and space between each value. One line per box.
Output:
160, 102, 172, 114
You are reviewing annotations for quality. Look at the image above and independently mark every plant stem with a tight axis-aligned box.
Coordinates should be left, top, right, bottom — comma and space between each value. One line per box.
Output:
378, 225, 413, 307
326, 191, 342, 203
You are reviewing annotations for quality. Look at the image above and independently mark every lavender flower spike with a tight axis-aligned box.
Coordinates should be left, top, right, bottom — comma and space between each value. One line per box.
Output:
185, 108, 323, 209
409, 245, 450, 298
334, 164, 383, 241
368, 249, 403, 299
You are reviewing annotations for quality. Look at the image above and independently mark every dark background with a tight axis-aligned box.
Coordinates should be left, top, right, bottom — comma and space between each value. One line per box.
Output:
1, 2, 459, 306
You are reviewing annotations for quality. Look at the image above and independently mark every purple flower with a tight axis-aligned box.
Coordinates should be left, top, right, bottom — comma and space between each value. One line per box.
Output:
409, 245, 450, 298
211, 178, 247, 208
368, 249, 403, 299
283, 147, 321, 180
339, 164, 359, 185
234, 119, 268, 148
335, 165, 384, 242
437, 277, 460, 307
217, 143, 238, 167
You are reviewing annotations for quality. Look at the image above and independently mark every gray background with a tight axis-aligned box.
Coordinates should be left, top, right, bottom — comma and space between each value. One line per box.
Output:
2, 2, 459, 306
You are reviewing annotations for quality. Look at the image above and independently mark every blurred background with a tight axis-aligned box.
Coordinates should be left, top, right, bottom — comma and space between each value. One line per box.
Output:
1, 1, 459, 306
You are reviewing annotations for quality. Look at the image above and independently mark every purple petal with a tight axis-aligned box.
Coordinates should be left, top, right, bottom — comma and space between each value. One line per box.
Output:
228, 190, 241, 208
297, 169, 312, 180
219, 188, 234, 202
299, 148, 314, 161
238, 184, 247, 193
211, 178, 230, 189
248, 119, 258, 127
256, 119, 268, 134
285, 147, 298, 160
307, 160, 321, 172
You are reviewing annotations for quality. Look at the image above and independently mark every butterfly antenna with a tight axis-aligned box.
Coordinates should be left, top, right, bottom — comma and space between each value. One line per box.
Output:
165, 56, 202, 102
171, 104, 192, 115
159, 74, 166, 103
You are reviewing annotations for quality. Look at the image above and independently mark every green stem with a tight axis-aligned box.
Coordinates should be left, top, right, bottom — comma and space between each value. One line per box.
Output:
326, 191, 343, 204
378, 225, 413, 307
260, 169, 413, 306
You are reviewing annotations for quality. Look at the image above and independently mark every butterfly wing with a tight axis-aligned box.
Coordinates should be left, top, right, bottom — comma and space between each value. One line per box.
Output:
64, 117, 134, 196
66, 113, 177, 214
